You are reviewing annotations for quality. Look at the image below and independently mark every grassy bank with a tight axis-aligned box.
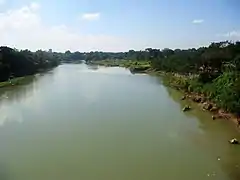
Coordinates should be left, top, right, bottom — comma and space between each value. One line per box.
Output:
87, 60, 152, 73
164, 72, 240, 113
0, 77, 28, 88
0, 66, 57, 88
162, 72, 240, 126
88, 59, 240, 126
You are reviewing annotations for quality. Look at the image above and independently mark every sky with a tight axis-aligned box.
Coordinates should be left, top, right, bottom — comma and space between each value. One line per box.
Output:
0, 0, 239, 52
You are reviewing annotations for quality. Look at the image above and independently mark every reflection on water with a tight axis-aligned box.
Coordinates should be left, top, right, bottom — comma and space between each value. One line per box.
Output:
0, 76, 35, 126
165, 86, 240, 180
87, 65, 99, 71
81, 65, 132, 76
0, 72, 54, 127
0, 76, 35, 102
0, 64, 239, 180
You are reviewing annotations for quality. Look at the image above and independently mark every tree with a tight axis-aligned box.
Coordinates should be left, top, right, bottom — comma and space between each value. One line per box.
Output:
0, 46, 60, 82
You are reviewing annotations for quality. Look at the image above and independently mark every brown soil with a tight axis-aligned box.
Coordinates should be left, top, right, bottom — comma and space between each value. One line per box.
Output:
183, 92, 240, 129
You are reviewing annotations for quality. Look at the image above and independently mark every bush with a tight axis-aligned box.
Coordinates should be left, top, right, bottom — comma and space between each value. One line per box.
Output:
212, 72, 240, 112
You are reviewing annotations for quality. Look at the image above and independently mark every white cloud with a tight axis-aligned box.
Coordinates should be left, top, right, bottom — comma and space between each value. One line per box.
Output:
0, 4, 126, 52
192, 19, 204, 24
81, 13, 100, 21
29, 2, 40, 11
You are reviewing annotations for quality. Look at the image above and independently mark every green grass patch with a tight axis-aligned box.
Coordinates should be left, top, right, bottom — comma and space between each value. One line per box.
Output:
0, 77, 27, 88
88, 60, 151, 69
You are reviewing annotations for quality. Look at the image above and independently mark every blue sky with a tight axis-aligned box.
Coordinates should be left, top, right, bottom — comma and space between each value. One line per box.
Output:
0, 0, 239, 52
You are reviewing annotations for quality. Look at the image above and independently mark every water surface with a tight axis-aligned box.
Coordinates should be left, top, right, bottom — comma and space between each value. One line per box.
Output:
0, 64, 239, 180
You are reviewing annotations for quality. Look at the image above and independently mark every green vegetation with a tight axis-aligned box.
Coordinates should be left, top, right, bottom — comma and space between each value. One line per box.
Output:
164, 71, 240, 114
0, 77, 25, 88
88, 60, 151, 73
151, 42, 240, 114
0, 46, 85, 86
0, 46, 61, 84
83, 41, 240, 114
2, 41, 240, 114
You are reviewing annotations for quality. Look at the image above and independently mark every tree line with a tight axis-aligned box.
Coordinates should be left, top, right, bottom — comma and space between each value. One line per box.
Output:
82, 41, 240, 75
80, 41, 240, 114
1, 41, 240, 114
0, 47, 60, 82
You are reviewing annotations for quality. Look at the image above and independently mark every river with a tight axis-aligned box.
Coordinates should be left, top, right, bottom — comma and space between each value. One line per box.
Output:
0, 64, 239, 180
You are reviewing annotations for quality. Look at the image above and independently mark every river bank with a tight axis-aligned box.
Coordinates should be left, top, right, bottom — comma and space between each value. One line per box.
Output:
0, 77, 26, 88
0, 67, 58, 89
87, 60, 240, 131
159, 73, 240, 131
165, 79, 240, 130
1, 63, 240, 180
87, 60, 152, 73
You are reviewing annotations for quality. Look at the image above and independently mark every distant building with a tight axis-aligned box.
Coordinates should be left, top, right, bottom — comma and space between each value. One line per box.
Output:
48, 49, 53, 53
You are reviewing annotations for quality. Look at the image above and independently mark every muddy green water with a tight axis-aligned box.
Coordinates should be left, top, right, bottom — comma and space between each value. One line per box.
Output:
0, 64, 239, 180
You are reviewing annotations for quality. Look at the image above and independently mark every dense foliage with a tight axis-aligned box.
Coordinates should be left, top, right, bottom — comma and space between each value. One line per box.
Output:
0, 47, 60, 82
149, 41, 240, 114
83, 41, 240, 114
1, 41, 240, 114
